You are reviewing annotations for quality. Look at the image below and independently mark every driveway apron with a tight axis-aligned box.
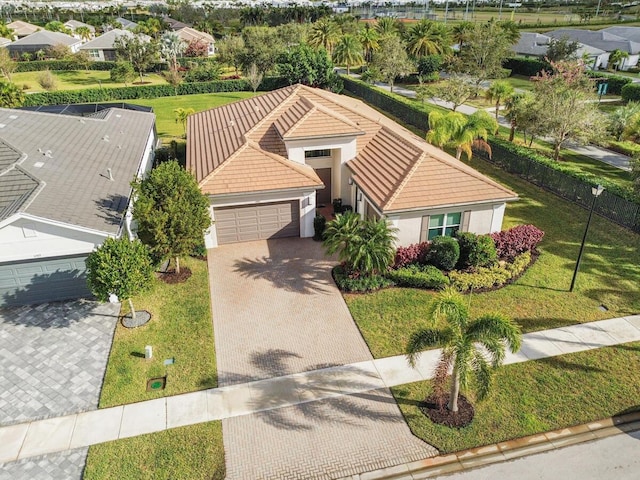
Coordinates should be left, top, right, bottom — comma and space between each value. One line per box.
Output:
208, 238, 437, 479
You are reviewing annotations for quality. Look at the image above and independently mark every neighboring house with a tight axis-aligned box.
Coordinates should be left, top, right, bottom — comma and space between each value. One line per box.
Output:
175, 26, 215, 56
80, 29, 150, 61
601, 26, 640, 44
114, 17, 138, 31
512, 32, 607, 69
6, 20, 40, 40
0, 37, 11, 49
163, 16, 191, 31
187, 85, 518, 248
6, 30, 81, 58
547, 28, 640, 70
64, 19, 96, 41
0, 106, 157, 307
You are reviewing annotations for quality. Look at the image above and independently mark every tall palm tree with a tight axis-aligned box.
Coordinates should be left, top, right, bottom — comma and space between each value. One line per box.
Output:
375, 17, 398, 38
406, 288, 521, 412
451, 21, 473, 52
485, 80, 514, 121
333, 34, 363, 75
160, 32, 185, 72
308, 17, 340, 54
358, 23, 380, 63
504, 91, 533, 142
426, 110, 497, 161
405, 20, 451, 58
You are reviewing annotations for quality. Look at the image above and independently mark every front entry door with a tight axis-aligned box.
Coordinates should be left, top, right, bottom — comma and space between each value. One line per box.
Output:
315, 168, 332, 207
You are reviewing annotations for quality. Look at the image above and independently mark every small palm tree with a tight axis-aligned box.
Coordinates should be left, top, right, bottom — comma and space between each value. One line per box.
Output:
405, 19, 451, 58
75, 26, 92, 42
609, 102, 640, 141
308, 18, 340, 54
485, 80, 514, 121
333, 34, 363, 75
174, 107, 195, 137
609, 49, 629, 71
406, 288, 521, 413
426, 110, 497, 161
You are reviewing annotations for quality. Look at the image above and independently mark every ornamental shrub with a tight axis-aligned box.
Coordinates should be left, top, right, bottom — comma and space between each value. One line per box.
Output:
427, 236, 460, 271
448, 265, 511, 291
392, 242, 430, 269
385, 264, 449, 289
332, 265, 393, 292
505, 251, 532, 278
490, 224, 544, 261
622, 83, 640, 103
456, 232, 498, 269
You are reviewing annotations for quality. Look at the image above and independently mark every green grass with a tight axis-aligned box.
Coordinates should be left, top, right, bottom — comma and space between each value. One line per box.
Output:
393, 342, 640, 453
126, 92, 257, 140
346, 156, 640, 359
12, 70, 166, 92
98, 256, 216, 408
504, 74, 535, 92
84, 422, 225, 480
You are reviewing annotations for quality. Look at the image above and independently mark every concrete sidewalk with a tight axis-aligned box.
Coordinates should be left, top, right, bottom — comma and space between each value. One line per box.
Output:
1, 314, 639, 465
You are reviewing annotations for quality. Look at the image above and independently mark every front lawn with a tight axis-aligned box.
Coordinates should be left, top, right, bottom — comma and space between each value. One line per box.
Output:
345, 157, 640, 359
98, 256, 216, 408
84, 422, 225, 480
394, 341, 640, 454
12, 70, 166, 92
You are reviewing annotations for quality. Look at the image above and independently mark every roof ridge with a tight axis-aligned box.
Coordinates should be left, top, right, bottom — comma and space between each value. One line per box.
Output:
384, 149, 426, 210
245, 85, 304, 138
244, 139, 322, 185
281, 99, 317, 139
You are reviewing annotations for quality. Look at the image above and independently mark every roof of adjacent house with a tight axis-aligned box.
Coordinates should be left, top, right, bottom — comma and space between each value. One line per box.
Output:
0, 108, 155, 234
175, 27, 215, 44
6, 20, 40, 37
115, 17, 138, 30
187, 85, 517, 212
163, 16, 191, 31
512, 32, 551, 57
80, 29, 148, 50
601, 26, 640, 44
8, 30, 80, 48
64, 19, 96, 32
547, 28, 640, 54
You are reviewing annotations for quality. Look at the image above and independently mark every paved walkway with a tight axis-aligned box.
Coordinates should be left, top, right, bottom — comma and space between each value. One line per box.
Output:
1, 314, 639, 474
208, 238, 437, 478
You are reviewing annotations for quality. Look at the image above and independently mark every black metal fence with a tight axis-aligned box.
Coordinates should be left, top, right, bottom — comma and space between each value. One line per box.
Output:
342, 77, 640, 233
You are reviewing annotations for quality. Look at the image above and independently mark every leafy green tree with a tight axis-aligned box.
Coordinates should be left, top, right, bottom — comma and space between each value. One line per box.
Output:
406, 287, 521, 413
277, 44, 336, 89
216, 35, 245, 75
504, 91, 538, 142
404, 20, 451, 58
85, 237, 154, 322
45, 21, 71, 35
240, 26, 284, 74
110, 61, 135, 86
132, 161, 211, 274
426, 110, 497, 161
609, 49, 630, 71
114, 33, 160, 85
485, 80, 515, 121
0, 21, 14, 40
370, 35, 413, 93
420, 75, 477, 111
0, 48, 16, 81
0, 79, 25, 108
332, 34, 363, 75
174, 107, 195, 136
416, 55, 442, 82
546, 36, 580, 62
323, 212, 397, 277
307, 17, 340, 54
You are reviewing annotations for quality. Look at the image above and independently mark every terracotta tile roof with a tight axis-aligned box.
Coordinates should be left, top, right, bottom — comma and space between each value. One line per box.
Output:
187, 84, 517, 209
199, 140, 323, 195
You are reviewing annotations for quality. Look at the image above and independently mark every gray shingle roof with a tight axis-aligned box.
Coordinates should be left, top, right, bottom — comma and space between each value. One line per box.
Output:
80, 29, 148, 51
601, 26, 640, 44
0, 108, 155, 234
8, 30, 80, 47
512, 32, 550, 57
64, 20, 95, 32
547, 28, 640, 54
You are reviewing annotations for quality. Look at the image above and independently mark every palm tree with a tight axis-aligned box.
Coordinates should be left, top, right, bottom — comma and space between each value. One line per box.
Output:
160, 32, 185, 72
333, 34, 363, 75
75, 26, 92, 42
174, 107, 195, 137
485, 80, 514, 121
358, 23, 380, 63
609, 49, 629, 71
308, 17, 340, 54
610, 102, 640, 141
0, 22, 15, 40
375, 17, 398, 38
504, 91, 534, 142
426, 110, 497, 161
405, 20, 451, 58
622, 113, 640, 143
451, 21, 473, 52
0, 79, 25, 108
406, 288, 521, 413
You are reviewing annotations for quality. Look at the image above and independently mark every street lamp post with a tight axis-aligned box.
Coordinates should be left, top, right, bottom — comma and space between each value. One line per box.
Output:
569, 185, 604, 292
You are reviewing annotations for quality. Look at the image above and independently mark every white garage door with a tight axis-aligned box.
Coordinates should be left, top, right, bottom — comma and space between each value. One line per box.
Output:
215, 201, 300, 245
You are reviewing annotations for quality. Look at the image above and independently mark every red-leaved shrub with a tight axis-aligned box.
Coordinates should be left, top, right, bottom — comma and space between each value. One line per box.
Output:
490, 224, 544, 261
393, 242, 430, 269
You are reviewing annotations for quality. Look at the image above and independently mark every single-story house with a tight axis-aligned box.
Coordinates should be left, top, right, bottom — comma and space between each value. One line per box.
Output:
80, 29, 150, 61
175, 27, 215, 56
114, 17, 138, 31
6, 30, 82, 58
0, 106, 157, 307
512, 32, 607, 69
163, 16, 191, 31
6, 20, 40, 40
64, 19, 96, 41
547, 28, 640, 70
601, 26, 640, 44
187, 85, 518, 248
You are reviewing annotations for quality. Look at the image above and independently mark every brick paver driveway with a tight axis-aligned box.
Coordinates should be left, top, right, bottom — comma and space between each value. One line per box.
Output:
0, 300, 119, 479
208, 238, 437, 479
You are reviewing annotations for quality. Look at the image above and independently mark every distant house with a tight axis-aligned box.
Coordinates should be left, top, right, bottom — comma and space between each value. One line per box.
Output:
64, 20, 96, 42
512, 32, 607, 69
0, 106, 157, 307
6, 20, 40, 40
163, 16, 191, 31
175, 27, 215, 56
547, 28, 640, 70
79, 29, 150, 62
114, 17, 138, 31
6, 31, 81, 59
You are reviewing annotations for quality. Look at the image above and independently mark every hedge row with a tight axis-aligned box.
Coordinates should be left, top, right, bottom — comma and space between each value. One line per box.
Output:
622, 83, 640, 102
586, 71, 632, 95
14, 57, 217, 73
22, 77, 288, 106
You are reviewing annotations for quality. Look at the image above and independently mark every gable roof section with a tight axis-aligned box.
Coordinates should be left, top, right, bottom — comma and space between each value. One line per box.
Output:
64, 20, 95, 32
6, 21, 40, 37
9, 30, 80, 47
199, 140, 322, 195
601, 26, 640, 43
80, 29, 148, 50
274, 97, 364, 141
0, 107, 155, 234
175, 27, 214, 44
547, 28, 640, 54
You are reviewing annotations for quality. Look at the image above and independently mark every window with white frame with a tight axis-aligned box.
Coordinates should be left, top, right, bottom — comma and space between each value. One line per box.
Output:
88, 49, 100, 58
428, 212, 461, 240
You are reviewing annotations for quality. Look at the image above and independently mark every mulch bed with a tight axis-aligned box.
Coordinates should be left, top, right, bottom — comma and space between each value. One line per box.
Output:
159, 267, 192, 284
419, 394, 475, 428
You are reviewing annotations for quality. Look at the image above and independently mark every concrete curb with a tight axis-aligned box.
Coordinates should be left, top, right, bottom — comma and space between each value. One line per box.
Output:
340, 411, 640, 479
